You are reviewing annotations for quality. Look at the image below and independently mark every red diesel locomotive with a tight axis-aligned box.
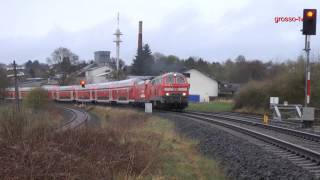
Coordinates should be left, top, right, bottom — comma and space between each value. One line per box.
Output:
5, 72, 190, 110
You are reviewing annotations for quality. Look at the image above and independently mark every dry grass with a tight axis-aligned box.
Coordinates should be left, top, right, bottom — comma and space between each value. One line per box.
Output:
0, 105, 226, 179
0, 106, 162, 179
234, 107, 266, 115
93, 106, 227, 179
0, 106, 59, 143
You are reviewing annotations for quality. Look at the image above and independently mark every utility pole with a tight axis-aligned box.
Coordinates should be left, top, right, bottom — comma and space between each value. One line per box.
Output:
13, 60, 20, 111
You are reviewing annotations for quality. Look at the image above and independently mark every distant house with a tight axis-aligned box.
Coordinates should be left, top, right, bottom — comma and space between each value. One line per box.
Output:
83, 51, 114, 83
184, 69, 218, 103
218, 82, 240, 97
85, 66, 113, 83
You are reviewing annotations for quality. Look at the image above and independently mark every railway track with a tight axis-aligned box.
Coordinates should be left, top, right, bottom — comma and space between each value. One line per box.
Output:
187, 111, 320, 141
193, 111, 302, 128
59, 106, 90, 130
172, 111, 320, 178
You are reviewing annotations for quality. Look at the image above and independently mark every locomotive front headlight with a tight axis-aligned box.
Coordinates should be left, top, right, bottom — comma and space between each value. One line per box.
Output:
165, 92, 170, 96
182, 92, 187, 96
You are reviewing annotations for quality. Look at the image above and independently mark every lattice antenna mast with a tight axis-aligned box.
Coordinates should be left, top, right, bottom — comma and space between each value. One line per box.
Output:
113, 12, 122, 73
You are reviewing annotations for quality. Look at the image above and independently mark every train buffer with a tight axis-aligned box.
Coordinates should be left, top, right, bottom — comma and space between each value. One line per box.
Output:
270, 98, 315, 127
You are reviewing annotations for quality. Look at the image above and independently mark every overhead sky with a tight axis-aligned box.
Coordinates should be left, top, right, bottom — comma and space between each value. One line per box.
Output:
0, 0, 319, 64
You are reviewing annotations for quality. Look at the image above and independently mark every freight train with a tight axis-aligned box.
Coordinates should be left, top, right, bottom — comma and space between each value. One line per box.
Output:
5, 72, 190, 110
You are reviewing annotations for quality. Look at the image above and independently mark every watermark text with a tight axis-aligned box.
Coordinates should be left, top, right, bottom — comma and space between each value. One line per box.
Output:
274, 16, 303, 23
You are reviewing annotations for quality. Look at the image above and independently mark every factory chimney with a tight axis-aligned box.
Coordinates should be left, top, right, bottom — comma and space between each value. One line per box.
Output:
138, 21, 143, 52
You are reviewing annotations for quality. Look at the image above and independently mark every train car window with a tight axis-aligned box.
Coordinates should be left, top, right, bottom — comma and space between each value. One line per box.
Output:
176, 76, 186, 84
156, 78, 161, 84
166, 75, 174, 84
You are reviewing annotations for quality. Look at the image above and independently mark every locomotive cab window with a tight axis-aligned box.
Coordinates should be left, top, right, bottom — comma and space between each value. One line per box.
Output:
166, 75, 174, 84
176, 75, 186, 84
152, 78, 161, 85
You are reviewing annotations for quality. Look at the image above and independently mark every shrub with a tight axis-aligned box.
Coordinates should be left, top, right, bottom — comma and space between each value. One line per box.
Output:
23, 88, 50, 111
234, 81, 269, 110
234, 67, 306, 111
0, 107, 26, 142
0, 106, 56, 143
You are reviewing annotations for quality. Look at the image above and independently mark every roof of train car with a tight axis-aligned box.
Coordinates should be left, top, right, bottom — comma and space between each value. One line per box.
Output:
94, 78, 143, 89
58, 85, 76, 90
41, 85, 59, 90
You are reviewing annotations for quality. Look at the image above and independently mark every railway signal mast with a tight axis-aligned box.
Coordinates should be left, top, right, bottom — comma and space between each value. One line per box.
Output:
302, 9, 317, 107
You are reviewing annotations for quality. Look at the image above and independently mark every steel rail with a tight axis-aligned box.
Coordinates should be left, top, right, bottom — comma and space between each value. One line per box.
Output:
177, 112, 320, 164
186, 111, 320, 142
59, 107, 89, 131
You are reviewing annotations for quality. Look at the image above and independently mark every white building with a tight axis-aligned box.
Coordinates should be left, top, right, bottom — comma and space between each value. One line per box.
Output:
184, 69, 218, 102
85, 66, 112, 83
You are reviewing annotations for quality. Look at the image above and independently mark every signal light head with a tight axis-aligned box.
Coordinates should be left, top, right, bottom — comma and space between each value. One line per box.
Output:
303, 9, 317, 35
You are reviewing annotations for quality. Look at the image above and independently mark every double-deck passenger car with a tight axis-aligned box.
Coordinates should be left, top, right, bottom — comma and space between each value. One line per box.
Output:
5, 72, 190, 110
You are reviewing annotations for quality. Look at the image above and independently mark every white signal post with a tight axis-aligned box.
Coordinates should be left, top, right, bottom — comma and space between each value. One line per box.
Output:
304, 35, 311, 106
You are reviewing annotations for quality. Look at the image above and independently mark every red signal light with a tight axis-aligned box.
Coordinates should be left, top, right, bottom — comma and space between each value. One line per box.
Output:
80, 80, 85, 88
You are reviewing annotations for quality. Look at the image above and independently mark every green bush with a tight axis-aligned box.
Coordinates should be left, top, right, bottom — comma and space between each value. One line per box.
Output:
23, 88, 50, 111
234, 81, 269, 110
234, 63, 306, 110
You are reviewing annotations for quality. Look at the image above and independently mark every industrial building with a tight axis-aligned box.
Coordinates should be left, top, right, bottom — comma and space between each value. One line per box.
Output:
94, 51, 111, 66
184, 69, 218, 103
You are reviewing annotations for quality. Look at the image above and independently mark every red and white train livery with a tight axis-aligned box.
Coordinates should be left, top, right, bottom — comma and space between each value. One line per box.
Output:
5, 72, 190, 109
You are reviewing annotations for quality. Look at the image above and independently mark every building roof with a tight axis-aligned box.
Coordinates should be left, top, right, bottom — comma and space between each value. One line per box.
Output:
183, 68, 217, 81
87, 65, 112, 72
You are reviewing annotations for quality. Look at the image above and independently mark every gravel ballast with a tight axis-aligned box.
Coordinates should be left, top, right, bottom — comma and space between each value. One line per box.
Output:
158, 113, 316, 180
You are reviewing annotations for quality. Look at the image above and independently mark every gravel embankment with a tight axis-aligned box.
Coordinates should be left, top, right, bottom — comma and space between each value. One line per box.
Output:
157, 112, 316, 180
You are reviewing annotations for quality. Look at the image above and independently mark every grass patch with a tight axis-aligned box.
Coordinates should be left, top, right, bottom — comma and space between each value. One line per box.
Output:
234, 107, 266, 115
0, 105, 226, 179
144, 116, 226, 179
0, 105, 62, 143
186, 100, 234, 112
92, 106, 227, 179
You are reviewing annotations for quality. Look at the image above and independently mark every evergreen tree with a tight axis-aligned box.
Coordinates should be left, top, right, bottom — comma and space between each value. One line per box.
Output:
131, 44, 154, 75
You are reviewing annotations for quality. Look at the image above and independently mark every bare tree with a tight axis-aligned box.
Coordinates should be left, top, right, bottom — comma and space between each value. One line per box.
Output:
47, 47, 79, 85
47, 47, 79, 65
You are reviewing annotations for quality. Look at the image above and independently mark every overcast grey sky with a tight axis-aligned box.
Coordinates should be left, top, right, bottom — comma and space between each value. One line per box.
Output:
0, 0, 319, 64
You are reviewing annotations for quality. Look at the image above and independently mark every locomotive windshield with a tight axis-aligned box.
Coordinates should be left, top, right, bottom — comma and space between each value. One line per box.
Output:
176, 75, 186, 84
166, 75, 175, 84
165, 74, 186, 84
